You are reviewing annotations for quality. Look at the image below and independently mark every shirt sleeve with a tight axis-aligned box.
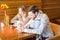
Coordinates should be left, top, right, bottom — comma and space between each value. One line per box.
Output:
24, 19, 32, 28
23, 14, 49, 34
10, 14, 19, 23
38, 14, 49, 34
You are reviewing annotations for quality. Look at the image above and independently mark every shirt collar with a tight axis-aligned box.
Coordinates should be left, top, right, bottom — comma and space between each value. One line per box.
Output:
35, 11, 43, 20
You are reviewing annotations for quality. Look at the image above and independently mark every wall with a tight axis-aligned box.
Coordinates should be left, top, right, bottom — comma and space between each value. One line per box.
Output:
42, 0, 60, 19
0, 0, 60, 23
0, 0, 41, 22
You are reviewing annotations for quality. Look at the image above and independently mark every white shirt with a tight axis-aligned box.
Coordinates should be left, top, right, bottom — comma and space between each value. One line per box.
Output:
23, 11, 53, 38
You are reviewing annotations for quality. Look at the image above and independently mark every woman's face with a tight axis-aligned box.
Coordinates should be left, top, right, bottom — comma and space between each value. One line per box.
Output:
18, 8, 23, 16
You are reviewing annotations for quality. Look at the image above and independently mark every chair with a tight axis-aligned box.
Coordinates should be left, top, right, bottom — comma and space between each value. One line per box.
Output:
46, 23, 60, 40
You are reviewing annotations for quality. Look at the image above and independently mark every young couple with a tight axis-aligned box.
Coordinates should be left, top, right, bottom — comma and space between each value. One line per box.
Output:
11, 5, 53, 40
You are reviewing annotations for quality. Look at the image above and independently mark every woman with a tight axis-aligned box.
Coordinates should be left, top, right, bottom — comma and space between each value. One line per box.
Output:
10, 5, 30, 32
11, 5, 29, 25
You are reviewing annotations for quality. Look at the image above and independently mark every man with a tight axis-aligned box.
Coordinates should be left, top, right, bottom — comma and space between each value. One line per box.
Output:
22, 5, 53, 40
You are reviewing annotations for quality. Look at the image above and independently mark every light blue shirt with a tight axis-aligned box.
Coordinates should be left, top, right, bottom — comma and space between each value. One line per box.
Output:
23, 11, 53, 40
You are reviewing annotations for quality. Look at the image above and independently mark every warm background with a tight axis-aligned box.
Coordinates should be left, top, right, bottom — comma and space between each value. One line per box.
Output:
0, 0, 60, 24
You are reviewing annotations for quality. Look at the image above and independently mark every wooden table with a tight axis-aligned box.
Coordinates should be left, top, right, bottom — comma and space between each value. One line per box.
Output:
0, 26, 36, 40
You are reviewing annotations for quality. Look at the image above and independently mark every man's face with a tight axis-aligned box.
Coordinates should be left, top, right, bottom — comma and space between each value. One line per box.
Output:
18, 8, 23, 16
28, 11, 36, 19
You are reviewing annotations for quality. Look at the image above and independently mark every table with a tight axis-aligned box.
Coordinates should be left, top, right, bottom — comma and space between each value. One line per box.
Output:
0, 26, 36, 40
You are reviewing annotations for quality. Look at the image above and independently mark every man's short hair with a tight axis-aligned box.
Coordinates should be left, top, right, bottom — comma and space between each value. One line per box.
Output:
28, 5, 39, 13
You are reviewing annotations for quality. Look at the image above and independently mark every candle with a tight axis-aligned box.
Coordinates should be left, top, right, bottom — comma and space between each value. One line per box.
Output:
1, 22, 4, 28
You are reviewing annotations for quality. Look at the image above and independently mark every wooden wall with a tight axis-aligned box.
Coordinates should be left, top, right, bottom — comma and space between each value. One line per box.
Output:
42, 0, 60, 19
0, 0, 60, 23
0, 0, 42, 22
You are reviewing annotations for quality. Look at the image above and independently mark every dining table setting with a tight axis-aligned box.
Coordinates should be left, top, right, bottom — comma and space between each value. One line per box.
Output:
0, 22, 36, 40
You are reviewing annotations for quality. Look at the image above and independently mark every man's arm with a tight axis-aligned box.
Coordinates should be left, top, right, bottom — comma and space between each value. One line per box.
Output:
23, 14, 49, 34
24, 19, 32, 28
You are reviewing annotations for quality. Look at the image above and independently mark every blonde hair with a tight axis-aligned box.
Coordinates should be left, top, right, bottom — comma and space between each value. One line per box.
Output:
18, 5, 28, 18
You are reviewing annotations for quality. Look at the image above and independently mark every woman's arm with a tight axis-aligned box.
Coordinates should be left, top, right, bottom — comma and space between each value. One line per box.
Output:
10, 14, 19, 23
